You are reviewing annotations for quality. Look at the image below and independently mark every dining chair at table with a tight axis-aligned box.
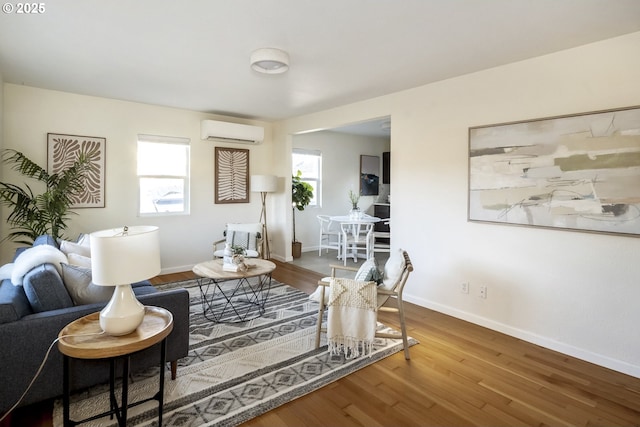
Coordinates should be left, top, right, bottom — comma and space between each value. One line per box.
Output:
340, 221, 374, 266
317, 215, 342, 257
369, 218, 391, 255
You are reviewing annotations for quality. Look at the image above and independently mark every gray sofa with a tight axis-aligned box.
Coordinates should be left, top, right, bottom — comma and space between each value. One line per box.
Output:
0, 235, 190, 414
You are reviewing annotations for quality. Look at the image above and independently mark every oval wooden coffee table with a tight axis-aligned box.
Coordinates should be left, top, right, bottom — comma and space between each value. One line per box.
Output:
193, 258, 276, 323
58, 306, 173, 427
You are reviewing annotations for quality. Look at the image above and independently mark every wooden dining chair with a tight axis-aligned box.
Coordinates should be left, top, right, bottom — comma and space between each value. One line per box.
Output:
314, 249, 414, 359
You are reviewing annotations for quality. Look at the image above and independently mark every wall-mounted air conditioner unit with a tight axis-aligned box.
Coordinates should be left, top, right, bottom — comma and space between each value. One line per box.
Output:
200, 120, 264, 144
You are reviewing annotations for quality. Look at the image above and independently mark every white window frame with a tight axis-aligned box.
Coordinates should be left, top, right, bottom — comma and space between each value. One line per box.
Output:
137, 134, 190, 216
292, 148, 321, 207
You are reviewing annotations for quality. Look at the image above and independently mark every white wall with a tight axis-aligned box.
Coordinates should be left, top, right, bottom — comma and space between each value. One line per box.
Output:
1, 84, 276, 273
274, 32, 640, 377
292, 131, 389, 252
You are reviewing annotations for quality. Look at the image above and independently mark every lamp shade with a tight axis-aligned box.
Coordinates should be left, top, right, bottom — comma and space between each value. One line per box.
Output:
90, 225, 161, 286
251, 175, 278, 193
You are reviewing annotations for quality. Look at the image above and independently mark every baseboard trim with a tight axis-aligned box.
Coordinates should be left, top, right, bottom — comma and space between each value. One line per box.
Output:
403, 294, 640, 379
160, 264, 195, 275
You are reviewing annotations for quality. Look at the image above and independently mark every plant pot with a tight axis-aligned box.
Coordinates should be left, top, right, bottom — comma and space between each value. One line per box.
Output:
292, 241, 302, 258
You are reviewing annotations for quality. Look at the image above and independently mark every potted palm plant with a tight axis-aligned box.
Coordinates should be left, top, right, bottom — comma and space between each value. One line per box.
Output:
291, 170, 313, 258
0, 149, 92, 244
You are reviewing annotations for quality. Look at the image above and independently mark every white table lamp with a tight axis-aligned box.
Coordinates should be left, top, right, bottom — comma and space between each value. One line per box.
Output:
250, 175, 278, 259
90, 226, 161, 336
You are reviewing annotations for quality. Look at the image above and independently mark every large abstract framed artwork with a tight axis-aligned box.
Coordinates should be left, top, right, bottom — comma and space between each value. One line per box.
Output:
468, 106, 640, 236
215, 147, 249, 204
47, 133, 105, 208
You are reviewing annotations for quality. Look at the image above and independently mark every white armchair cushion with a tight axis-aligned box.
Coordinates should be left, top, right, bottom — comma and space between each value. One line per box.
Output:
381, 248, 406, 290
226, 223, 262, 234
215, 223, 262, 258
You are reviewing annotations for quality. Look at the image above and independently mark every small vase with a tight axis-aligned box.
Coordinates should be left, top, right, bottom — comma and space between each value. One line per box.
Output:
223, 243, 234, 265
349, 206, 361, 219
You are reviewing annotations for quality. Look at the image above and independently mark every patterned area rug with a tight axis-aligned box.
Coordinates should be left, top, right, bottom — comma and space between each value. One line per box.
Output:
53, 279, 417, 427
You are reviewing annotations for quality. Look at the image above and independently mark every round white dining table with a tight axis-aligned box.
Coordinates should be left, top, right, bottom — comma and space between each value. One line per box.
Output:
329, 215, 381, 223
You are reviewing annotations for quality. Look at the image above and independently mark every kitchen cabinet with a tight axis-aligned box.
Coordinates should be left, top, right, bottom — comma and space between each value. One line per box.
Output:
374, 203, 390, 243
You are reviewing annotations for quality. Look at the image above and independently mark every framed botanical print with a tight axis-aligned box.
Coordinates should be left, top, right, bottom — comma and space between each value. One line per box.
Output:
215, 147, 249, 204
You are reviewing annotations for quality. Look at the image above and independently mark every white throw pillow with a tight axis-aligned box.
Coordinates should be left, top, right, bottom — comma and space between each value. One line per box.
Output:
0, 263, 14, 281
67, 253, 92, 268
76, 233, 91, 248
309, 282, 331, 304
59, 240, 91, 258
381, 249, 405, 290
61, 263, 113, 305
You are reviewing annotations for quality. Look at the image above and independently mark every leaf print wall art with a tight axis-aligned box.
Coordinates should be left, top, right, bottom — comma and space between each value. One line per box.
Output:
215, 147, 249, 204
47, 133, 106, 208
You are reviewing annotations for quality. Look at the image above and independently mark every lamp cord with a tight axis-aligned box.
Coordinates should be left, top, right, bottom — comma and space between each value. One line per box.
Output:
0, 330, 105, 423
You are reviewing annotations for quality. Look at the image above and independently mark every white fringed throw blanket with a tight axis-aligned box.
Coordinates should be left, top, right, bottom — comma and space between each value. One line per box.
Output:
327, 278, 377, 359
0, 245, 68, 286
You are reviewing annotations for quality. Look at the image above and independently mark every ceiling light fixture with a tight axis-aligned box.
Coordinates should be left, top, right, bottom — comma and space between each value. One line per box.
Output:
250, 48, 289, 74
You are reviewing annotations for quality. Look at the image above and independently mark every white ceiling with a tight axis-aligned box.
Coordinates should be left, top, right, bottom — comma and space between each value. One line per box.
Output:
1, 0, 639, 126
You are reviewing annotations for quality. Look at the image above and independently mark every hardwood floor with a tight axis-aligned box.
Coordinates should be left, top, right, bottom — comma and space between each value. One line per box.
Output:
4, 260, 640, 426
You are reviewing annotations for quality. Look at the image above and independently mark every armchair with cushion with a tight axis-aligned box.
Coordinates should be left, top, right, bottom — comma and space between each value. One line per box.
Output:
213, 223, 263, 258
313, 248, 414, 359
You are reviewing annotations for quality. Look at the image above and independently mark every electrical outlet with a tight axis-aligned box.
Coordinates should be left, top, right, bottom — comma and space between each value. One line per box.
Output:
460, 283, 469, 294
479, 285, 487, 299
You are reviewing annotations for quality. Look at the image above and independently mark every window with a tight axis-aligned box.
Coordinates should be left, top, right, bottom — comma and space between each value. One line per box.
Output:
137, 134, 190, 215
292, 149, 321, 207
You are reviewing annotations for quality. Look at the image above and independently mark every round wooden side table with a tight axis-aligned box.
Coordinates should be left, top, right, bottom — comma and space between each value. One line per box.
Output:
58, 306, 173, 427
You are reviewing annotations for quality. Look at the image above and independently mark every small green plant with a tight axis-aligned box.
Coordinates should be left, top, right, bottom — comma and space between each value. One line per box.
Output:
231, 245, 246, 255
0, 149, 92, 244
348, 189, 360, 208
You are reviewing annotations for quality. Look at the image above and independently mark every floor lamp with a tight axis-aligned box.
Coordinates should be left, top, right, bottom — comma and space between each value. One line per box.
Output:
251, 175, 278, 259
